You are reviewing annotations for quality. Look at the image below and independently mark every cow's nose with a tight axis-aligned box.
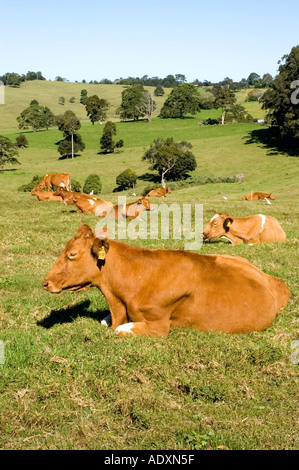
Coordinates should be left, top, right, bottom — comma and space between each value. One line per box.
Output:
43, 279, 49, 289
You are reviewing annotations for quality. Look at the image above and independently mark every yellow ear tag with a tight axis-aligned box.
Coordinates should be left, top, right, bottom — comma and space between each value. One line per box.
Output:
98, 247, 106, 260
226, 220, 232, 227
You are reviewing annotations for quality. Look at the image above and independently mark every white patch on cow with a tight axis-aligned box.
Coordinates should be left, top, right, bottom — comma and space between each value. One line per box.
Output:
59, 182, 66, 187
88, 199, 95, 206
46, 174, 48, 176
209, 213, 219, 223
265, 198, 271, 205
115, 323, 135, 335
258, 214, 266, 231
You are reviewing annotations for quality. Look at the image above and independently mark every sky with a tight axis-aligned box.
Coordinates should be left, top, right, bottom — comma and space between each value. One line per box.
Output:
1, 0, 299, 83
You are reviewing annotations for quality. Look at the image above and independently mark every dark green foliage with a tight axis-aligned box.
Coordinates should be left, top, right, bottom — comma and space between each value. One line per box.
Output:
57, 134, 85, 158
17, 104, 55, 131
17, 175, 43, 192
100, 121, 117, 153
118, 84, 145, 121
224, 104, 254, 123
202, 118, 219, 125
57, 110, 84, 159
142, 137, 197, 184
83, 174, 102, 194
0, 136, 20, 168
80, 89, 88, 105
70, 179, 81, 192
115, 139, 124, 149
85, 95, 109, 125
15, 134, 28, 148
116, 168, 137, 189
261, 45, 299, 147
154, 85, 164, 96
159, 84, 200, 118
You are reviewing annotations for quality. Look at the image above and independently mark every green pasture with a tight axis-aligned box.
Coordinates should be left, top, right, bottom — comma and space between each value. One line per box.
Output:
0, 82, 298, 450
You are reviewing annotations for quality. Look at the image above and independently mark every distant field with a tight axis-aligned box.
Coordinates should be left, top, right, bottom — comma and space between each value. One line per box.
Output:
0, 82, 298, 450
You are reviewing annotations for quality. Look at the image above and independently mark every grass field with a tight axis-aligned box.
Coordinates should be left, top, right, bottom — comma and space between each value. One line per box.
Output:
0, 81, 298, 450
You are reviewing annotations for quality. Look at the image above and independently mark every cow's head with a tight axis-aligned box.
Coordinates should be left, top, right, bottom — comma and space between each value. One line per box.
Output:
43, 225, 109, 293
166, 187, 172, 194
202, 213, 233, 242
268, 194, 276, 200
30, 186, 39, 195
138, 197, 155, 211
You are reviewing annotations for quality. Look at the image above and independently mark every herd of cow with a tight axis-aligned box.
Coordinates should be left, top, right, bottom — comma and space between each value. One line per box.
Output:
31, 172, 290, 337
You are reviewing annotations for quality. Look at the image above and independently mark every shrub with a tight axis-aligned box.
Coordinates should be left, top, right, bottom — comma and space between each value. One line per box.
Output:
18, 175, 42, 192
116, 168, 137, 190
15, 134, 28, 148
202, 118, 219, 125
70, 179, 81, 192
83, 174, 102, 194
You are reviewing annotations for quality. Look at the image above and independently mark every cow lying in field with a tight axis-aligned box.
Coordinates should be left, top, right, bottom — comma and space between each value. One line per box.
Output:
242, 192, 276, 201
147, 187, 172, 197
43, 224, 289, 336
202, 213, 286, 245
31, 187, 63, 202
53, 189, 113, 214
99, 197, 154, 219
35, 173, 71, 191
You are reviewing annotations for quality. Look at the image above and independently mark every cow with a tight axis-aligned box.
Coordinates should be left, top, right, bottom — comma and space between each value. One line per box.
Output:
30, 187, 63, 202
43, 224, 289, 337
202, 213, 286, 245
147, 187, 172, 197
35, 173, 71, 191
53, 188, 99, 206
242, 192, 276, 201
101, 197, 154, 220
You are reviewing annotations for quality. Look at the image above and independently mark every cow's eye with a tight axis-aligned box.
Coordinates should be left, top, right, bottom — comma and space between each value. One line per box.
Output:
67, 252, 78, 260
213, 222, 218, 226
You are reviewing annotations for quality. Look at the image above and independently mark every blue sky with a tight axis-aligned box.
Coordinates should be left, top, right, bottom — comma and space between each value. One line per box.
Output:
1, 0, 299, 83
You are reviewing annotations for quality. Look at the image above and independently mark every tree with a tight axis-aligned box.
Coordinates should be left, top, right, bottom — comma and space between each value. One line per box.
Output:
142, 137, 197, 186
17, 103, 55, 131
154, 85, 164, 96
57, 110, 85, 159
214, 88, 237, 124
1, 72, 21, 87
85, 95, 109, 125
261, 45, 299, 147
100, 121, 117, 153
0, 136, 20, 167
136, 91, 156, 122
116, 168, 137, 189
159, 84, 200, 118
59, 96, 65, 105
83, 174, 102, 194
80, 89, 88, 105
15, 134, 28, 148
118, 84, 145, 121
247, 72, 261, 87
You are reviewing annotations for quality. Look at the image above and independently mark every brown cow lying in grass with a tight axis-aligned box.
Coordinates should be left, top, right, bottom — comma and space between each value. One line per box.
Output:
54, 189, 113, 214
147, 187, 172, 197
242, 192, 276, 201
202, 213, 286, 245
43, 224, 289, 337
99, 197, 154, 220
31, 187, 63, 202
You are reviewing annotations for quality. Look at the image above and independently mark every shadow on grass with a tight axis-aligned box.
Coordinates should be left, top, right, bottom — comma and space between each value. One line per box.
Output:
37, 299, 110, 329
137, 172, 160, 183
244, 127, 299, 157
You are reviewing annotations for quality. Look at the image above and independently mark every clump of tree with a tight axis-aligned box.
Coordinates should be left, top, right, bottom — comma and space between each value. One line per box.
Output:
0, 71, 45, 87
0, 136, 20, 168
15, 134, 28, 148
261, 45, 299, 148
142, 137, 197, 186
115, 168, 137, 190
83, 174, 102, 194
17, 102, 55, 131
80, 89, 88, 105
212, 88, 237, 124
100, 121, 123, 153
159, 84, 200, 118
154, 85, 164, 96
118, 85, 146, 121
224, 104, 253, 123
57, 110, 85, 159
85, 95, 109, 125
246, 89, 265, 102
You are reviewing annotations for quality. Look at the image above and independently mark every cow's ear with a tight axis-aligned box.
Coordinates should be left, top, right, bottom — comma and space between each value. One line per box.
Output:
92, 237, 109, 260
223, 217, 233, 232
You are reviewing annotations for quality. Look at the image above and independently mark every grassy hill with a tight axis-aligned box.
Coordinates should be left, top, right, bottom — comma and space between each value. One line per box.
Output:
0, 81, 298, 450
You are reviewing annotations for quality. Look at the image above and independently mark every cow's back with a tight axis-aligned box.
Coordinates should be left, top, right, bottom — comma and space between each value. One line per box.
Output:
261, 216, 286, 242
